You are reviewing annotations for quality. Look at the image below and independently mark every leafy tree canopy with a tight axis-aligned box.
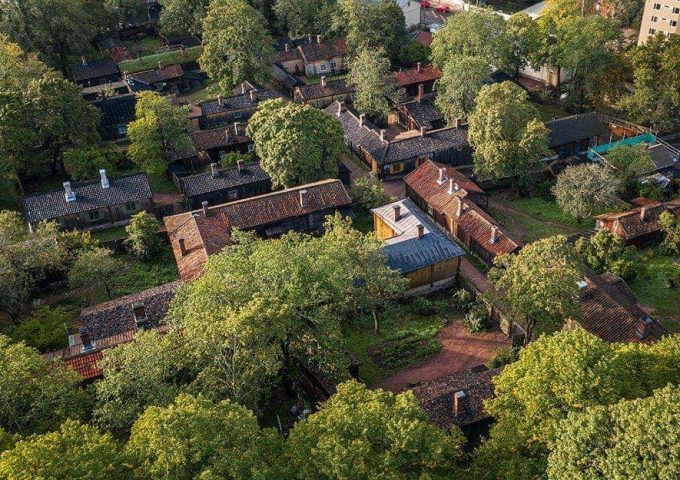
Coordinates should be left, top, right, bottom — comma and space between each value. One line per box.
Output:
347, 47, 394, 121
575, 228, 635, 279
160, 0, 209, 37
552, 163, 620, 222
246, 99, 343, 188
63, 145, 118, 182
67, 247, 121, 300
287, 380, 464, 479
659, 210, 680, 256
124, 212, 160, 259
274, 0, 337, 38
435, 55, 491, 123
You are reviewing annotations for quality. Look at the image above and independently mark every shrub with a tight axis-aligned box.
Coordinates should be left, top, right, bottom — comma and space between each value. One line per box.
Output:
638, 183, 665, 201
487, 347, 520, 369
410, 297, 438, 316
463, 302, 491, 333
451, 289, 473, 312
124, 213, 160, 259
6, 306, 71, 352
219, 151, 253, 169
350, 177, 393, 212
63, 145, 119, 181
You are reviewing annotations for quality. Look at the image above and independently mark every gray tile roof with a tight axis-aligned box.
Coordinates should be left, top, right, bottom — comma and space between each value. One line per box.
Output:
92, 93, 136, 128
23, 173, 153, 223
546, 112, 608, 148
401, 99, 442, 129
71, 58, 120, 82
295, 79, 354, 101
182, 162, 270, 197
200, 89, 281, 116
373, 198, 464, 274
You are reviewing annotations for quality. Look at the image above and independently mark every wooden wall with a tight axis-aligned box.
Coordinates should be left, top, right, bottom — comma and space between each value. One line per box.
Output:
405, 256, 460, 289
373, 213, 396, 241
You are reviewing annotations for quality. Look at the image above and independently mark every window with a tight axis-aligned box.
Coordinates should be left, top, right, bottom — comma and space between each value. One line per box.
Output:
673, 7, 679, 14
389, 163, 404, 174
125, 201, 137, 213
671, 20, 678, 26
649, 28, 657, 34
654, 3, 661, 9
320, 64, 326, 71
88, 210, 101, 221
117, 125, 128, 138
651, 15, 658, 21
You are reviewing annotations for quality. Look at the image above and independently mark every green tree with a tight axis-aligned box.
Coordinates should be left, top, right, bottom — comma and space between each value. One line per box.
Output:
349, 176, 393, 213
0, 420, 127, 479
0, 335, 86, 435
489, 235, 582, 344
160, 0, 209, 37
287, 380, 463, 479
431, 9, 508, 69
63, 145, 117, 181
274, 0, 337, 38
397, 40, 431, 68
199, 0, 274, 92
552, 163, 620, 223
504, 13, 542, 76
575, 229, 635, 279
334, 0, 407, 61
552, 15, 622, 110
473, 330, 680, 480
0, 0, 99, 69
104, 0, 146, 24
6, 305, 70, 352
126, 394, 286, 480
124, 212, 160, 259
435, 55, 491, 123
547, 384, 680, 480
68, 247, 121, 300
246, 99, 343, 188
620, 34, 680, 132
219, 151, 253, 168
94, 330, 197, 436
604, 144, 655, 197
468, 82, 551, 192
346, 47, 394, 121
659, 211, 680, 255
127, 91, 192, 177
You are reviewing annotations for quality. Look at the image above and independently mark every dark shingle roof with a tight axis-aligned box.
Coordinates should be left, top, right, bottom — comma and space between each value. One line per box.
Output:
546, 112, 608, 148
295, 79, 354, 101
200, 89, 281, 116
190, 125, 250, 151
130, 64, 184, 85
373, 199, 465, 274
23, 173, 153, 223
182, 162, 270, 197
92, 93, 136, 128
401, 99, 443, 129
299, 37, 346, 62
71, 58, 120, 82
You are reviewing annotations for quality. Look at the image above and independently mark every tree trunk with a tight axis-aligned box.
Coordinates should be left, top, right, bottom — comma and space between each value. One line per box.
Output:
104, 283, 112, 300
372, 308, 380, 334
523, 317, 536, 346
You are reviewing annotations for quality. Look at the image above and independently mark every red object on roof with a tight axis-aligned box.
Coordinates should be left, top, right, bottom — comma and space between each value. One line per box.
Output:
63, 351, 105, 380
393, 64, 442, 88
434, 5, 450, 12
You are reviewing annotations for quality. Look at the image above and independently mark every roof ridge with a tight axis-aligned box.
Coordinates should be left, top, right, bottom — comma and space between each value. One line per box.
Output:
23, 171, 149, 198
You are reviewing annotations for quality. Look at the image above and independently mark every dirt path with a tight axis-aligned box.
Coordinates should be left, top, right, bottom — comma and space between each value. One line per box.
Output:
341, 154, 406, 199
373, 321, 511, 393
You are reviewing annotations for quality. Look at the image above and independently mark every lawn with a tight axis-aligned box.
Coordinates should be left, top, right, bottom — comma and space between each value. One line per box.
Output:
306, 73, 347, 85
178, 80, 220, 104
343, 299, 449, 385
118, 46, 202, 74
532, 102, 571, 122
490, 196, 592, 244
628, 250, 680, 332
91, 225, 128, 243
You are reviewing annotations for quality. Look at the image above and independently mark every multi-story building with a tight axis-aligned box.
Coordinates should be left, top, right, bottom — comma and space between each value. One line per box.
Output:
638, 0, 680, 44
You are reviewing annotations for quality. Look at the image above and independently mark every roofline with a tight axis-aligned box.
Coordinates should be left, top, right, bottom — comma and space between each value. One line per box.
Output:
22, 171, 151, 199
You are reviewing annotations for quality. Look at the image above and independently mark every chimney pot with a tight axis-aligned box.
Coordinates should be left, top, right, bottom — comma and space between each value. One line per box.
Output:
417, 83, 424, 101
99, 169, 110, 189
417, 62, 421, 73
178, 238, 187, 256
453, 390, 466, 416
416, 224, 425, 239
63, 182, 76, 202
79, 327, 94, 352
299, 189, 309, 209
393, 204, 401, 221
202, 200, 210, 216
490, 225, 499, 244
210, 163, 219, 178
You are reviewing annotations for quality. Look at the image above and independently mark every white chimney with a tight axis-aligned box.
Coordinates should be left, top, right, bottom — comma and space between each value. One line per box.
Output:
320, 76, 327, 88
64, 182, 76, 202
234, 122, 240, 135
336, 101, 344, 116
416, 62, 421, 73
284, 43, 289, 52
380, 129, 386, 142
453, 390, 466, 416
99, 169, 110, 189
640, 206, 648, 221
490, 225, 499, 244
210, 163, 219, 178
202, 200, 210, 216
317, 34, 322, 44
299, 189, 308, 208
249, 89, 256, 101
448, 178, 457, 195
241, 83, 246, 94
157, 61, 163, 70
217, 95, 223, 106
456, 198, 464, 217
437, 167, 446, 184
237, 159, 244, 173
359, 114, 366, 127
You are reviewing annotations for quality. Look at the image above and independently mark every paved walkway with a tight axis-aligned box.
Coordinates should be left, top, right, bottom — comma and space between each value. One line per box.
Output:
374, 321, 511, 393
341, 154, 406, 200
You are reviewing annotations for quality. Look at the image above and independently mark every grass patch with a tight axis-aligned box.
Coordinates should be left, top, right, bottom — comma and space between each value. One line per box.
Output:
179, 80, 220, 104
148, 173, 179, 194
305, 73, 347, 85
628, 250, 680, 332
118, 46, 202, 74
343, 300, 450, 385
91, 226, 128, 243
532, 102, 571, 122
122, 37, 164, 51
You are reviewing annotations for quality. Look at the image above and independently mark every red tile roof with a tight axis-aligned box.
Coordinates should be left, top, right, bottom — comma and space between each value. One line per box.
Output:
164, 179, 352, 281
579, 271, 667, 343
595, 199, 680, 242
64, 351, 105, 380
452, 198, 520, 256
393, 64, 441, 87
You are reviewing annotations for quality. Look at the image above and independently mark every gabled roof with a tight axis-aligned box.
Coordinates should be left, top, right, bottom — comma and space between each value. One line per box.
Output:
80, 281, 181, 340
404, 159, 485, 211
595, 199, 680, 241
272, 64, 303, 89
295, 79, 355, 101
92, 93, 136, 128
190, 125, 250, 152
372, 199, 464, 274
400, 99, 443, 129
182, 162, 270, 198
545, 112, 608, 148
413, 367, 501, 430
200, 88, 281, 116
579, 271, 667, 343
130, 64, 184, 84
23, 172, 153, 223
299, 37, 346, 63
164, 179, 352, 280
393, 64, 442, 87
71, 58, 120, 82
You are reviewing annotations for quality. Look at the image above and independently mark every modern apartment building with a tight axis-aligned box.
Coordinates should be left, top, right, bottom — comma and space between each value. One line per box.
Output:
638, 0, 680, 44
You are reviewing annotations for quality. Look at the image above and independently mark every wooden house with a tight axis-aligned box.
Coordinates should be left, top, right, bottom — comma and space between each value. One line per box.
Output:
294, 77, 355, 108
275, 35, 346, 77
198, 88, 281, 128
392, 63, 441, 99
71, 57, 121, 87
372, 199, 464, 292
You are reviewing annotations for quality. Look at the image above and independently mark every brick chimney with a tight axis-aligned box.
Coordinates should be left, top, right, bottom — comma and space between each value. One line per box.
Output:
437, 167, 446, 184
79, 327, 94, 352
63, 182, 76, 202
416, 224, 424, 239
417, 83, 424, 102
299, 189, 308, 208
202, 200, 210, 216
178, 238, 188, 256
416, 62, 421, 73
636, 316, 653, 339
640, 206, 649, 221
490, 225, 499, 244
210, 163, 219, 178
99, 169, 110, 189
317, 34, 322, 44
453, 390, 466, 416
393, 204, 401, 221
320, 76, 327, 88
